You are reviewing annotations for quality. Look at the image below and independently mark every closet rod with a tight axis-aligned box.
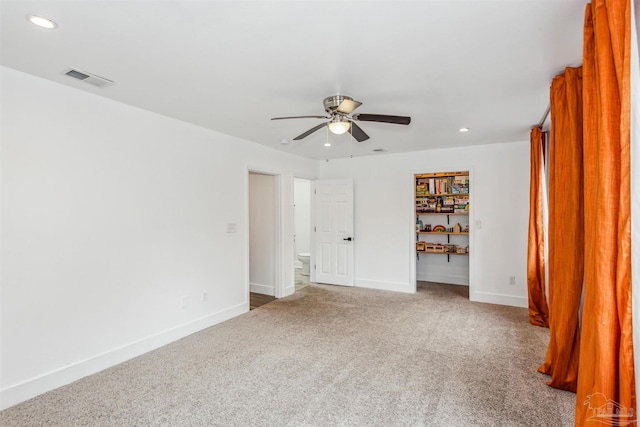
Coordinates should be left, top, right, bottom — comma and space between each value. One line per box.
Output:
535, 104, 551, 129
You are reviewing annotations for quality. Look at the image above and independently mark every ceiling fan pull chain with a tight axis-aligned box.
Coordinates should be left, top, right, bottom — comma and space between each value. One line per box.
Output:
350, 125, 354, 157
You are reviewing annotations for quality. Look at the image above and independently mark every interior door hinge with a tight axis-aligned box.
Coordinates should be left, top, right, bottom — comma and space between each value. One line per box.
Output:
314, 226, 316, 232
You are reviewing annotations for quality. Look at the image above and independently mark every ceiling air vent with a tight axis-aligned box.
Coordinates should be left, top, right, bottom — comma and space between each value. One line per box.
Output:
63, 68, 114, 88
372, 148, 387, 153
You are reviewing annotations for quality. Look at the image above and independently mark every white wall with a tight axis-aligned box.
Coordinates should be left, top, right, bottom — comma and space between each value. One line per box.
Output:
0, 64, 541, 409
249, 173, 276, 296
0, 66, 318, 409
319, 141, 530, 307
293, 178, 311, 267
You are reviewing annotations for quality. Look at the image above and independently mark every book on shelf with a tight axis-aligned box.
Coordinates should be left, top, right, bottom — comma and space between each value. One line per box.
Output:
416, 174, 469, 196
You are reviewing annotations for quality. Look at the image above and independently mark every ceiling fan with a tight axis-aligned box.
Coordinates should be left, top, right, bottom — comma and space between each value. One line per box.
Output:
271, 95, 411, 142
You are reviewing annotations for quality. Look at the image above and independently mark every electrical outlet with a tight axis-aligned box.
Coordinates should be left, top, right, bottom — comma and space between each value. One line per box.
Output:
202, 292, 208, 302
509, 276, 516, 285
475, 220, 482, 229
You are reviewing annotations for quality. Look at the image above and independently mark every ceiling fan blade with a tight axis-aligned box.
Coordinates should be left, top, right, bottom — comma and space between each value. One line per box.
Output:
293, 122, 328, 140
271, 115, 329, 120
349, 122, 370, 142
337, 99, 362, 114
352, 114, 411, 125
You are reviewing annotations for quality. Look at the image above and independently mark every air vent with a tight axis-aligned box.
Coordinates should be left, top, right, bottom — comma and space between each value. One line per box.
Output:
372, 148, 387, 153
65, 69, 89, 80
63, 68, 114, 88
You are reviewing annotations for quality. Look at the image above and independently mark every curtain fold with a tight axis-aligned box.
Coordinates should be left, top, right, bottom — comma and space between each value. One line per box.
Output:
576, 0, 636, 424
527, 127, 549, 327
538, 67, 584, 392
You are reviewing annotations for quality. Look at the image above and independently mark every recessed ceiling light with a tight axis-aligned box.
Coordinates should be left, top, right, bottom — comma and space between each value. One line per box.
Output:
324, 142, 331, 147
459, 127, 470, 132
280, 138, 291, 145
27, 14, 58, 29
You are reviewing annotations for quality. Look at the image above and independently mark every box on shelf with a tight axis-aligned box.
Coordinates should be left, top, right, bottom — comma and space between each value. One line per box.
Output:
425, 243, 445, 253
456, 245, 469, 254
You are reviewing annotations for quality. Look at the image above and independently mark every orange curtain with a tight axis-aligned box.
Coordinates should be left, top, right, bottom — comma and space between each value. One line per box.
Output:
538, 67, 584, 392
527, 126, 549, 327
576, 0, 635, 424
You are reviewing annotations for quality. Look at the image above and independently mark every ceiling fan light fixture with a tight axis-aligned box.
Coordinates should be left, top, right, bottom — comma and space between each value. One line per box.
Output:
328, 120, 351, 135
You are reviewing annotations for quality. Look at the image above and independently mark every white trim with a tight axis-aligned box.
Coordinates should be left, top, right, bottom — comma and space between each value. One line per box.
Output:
274, 175, 283, 298
0, 302, 247, 411
416, 273, 469, 286
292, 174, 316, 293
310, 180, 316, 284
355, 279, 413, 294
246, 166, 284, 299
470, 291, 528, 308
249, 282, 275, 296
408, 173, 418, 293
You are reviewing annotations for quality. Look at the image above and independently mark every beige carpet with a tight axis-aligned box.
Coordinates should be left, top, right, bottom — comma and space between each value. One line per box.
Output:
0, 282, 575, 426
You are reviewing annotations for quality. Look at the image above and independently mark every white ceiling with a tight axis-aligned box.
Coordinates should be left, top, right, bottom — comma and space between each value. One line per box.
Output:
1, 0, 585, 160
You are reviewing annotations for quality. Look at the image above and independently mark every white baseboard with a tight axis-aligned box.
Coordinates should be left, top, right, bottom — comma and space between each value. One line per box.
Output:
417, 273, 469, 286
249, 282, 275, 296
471, 291, 528, 308
0, 302, 247, 411
283, 285, 295, 297
355, 279, 414, 294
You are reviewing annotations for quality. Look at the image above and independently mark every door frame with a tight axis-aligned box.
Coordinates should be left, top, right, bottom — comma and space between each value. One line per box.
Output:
292, 175, 317, 286
409, 165, 475, 298
246, 166, 283, 303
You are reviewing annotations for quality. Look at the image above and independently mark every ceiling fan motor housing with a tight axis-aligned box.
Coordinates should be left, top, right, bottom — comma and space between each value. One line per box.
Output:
323, 95, 353, 113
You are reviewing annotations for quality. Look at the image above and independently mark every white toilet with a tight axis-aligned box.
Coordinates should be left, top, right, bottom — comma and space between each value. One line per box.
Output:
297, 253, 310, 276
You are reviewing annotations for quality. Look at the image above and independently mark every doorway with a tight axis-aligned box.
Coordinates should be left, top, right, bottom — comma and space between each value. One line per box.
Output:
294, 178, 312, 291
412, 168, 474, 298
248, 171, 279, 309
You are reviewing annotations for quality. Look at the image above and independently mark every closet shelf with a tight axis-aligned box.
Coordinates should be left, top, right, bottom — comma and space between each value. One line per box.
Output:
416, 250, 469, 256
417, 232, 469, 235
416, 171, 470, 264
416, 212, 469, 216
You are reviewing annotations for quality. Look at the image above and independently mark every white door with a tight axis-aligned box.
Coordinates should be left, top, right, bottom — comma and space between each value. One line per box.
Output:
314, 179, 354, 286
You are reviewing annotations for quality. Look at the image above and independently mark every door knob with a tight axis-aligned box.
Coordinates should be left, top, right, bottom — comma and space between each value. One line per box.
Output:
343, 237, 353, 241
